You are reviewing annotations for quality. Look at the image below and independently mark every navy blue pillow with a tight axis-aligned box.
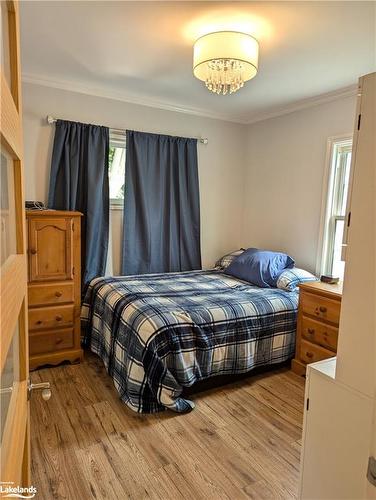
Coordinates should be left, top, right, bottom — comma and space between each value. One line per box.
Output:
225, 248, 295, 288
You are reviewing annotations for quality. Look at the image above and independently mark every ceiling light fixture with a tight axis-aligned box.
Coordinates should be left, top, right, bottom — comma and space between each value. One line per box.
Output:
193, 31, 259, 95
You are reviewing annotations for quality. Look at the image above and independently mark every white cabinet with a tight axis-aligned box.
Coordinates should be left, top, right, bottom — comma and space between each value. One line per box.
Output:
300, 359, 374, 499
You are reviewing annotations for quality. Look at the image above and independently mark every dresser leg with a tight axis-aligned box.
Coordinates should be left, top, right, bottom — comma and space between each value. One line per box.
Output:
291, 358, 307, 377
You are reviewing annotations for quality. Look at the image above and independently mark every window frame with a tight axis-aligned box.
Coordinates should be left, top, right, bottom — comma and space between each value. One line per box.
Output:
109, 196, 124, 210
318, 135, 352, 278
109, 129, 126, 210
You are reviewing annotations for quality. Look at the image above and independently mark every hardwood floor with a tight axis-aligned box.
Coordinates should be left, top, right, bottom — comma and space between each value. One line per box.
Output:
30, 351, 305, 499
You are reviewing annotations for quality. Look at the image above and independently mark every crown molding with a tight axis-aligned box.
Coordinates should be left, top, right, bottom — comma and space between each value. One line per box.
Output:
21, 73, 247, 124
245, 84, 358, 125
22, 72, 358, 127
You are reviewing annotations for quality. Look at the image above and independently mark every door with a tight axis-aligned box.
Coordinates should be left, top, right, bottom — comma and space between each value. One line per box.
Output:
367, 402, 376, 497
299, 72, 376, 499
1, 0, 29, 487
29, 217, 73, 282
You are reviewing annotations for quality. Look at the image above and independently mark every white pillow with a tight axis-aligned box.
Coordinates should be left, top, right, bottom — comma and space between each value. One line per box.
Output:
276, 267, 318, 291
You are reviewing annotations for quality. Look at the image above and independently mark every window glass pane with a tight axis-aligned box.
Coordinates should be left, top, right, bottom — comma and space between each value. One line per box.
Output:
332, 219, 345, 278
109, 146, 125, 201
1, 2, 12, 90
331, 148, 351, 217
340, 152, 352, 214
1, 151, 17, 265
322, 139, 352, 277
0, 322, 20, 443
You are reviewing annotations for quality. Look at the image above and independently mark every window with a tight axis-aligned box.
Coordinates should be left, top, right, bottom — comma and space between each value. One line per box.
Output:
321, 138, 352, 279
108, 130, 126, 209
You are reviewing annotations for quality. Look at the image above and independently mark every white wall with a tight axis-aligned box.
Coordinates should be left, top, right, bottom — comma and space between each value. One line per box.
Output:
22, 82, 246, 273
242, 96, 357, 273
22, 82, 358, 276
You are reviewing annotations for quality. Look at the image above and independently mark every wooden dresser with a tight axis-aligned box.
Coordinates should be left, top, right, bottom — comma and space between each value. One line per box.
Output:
291, 281, 342, 376
26, 210, 83, 370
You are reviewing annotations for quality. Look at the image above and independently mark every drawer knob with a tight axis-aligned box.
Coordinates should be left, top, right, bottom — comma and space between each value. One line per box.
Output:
56, 337, 63, 344
36, 320, 42, 325
55, 291, 63, 297
315, 306, 327, 314
55, 315, 63, 322
30, 248, 37, 255
307, 328, 315, 334
306, 352, 314, 359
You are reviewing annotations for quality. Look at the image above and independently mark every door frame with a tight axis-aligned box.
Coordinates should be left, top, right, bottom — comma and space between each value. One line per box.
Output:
1, 0, 30, 487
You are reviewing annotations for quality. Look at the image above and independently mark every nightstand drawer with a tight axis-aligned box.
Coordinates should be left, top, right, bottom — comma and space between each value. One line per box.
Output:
301, 316, 338, 352
301, 292, 341, 325
28, 282, 74, 307
29, 304, 74, 331
299, 339, 335, 365
29, 328, 74, 355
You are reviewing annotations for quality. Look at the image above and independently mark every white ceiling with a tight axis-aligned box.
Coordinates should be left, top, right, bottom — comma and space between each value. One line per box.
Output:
20, 1, 376, 124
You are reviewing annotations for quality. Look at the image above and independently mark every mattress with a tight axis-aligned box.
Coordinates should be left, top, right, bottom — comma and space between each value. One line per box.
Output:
81, 269, 299, 413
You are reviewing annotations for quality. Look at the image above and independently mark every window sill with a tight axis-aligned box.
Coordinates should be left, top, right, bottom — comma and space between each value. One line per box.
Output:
110, 204, 123, 211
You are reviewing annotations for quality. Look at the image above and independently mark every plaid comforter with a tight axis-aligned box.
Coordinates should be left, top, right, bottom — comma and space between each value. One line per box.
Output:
81, 270, 298, 413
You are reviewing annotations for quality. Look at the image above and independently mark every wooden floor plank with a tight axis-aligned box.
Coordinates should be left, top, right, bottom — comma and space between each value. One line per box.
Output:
243, 479, 295, 500
30, 352, 305, 499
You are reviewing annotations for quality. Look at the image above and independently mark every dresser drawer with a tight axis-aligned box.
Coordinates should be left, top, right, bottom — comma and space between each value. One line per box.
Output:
29, 304, 74, 331
28, 282, 74, 307
300, 292, 341, 325
301, 316, 338, 352
299, 339, 335, 365
29, 328, 75, 355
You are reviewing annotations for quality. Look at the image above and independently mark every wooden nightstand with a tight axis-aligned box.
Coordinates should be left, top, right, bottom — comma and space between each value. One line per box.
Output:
291, 281, 343, 376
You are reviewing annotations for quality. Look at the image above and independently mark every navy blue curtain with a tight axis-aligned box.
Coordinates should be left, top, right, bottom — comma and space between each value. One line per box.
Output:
121, 130, 201, 275
48, 119, 109, 287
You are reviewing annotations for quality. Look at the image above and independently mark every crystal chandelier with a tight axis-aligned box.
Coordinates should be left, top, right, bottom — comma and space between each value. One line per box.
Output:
193, 31, 259, 96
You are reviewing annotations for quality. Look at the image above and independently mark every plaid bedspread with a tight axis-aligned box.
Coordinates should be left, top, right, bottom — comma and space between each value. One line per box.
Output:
81, 270, 299, 413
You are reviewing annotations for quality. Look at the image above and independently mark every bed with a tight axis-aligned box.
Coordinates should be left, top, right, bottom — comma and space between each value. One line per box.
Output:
81, 269, 299, 413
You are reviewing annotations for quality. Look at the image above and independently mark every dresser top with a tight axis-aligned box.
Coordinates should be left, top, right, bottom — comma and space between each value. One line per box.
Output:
26, 210, 83, 217
299, 280, 343, 299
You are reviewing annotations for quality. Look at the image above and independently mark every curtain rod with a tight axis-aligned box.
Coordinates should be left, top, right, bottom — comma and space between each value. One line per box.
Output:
46, 115, 208, 145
